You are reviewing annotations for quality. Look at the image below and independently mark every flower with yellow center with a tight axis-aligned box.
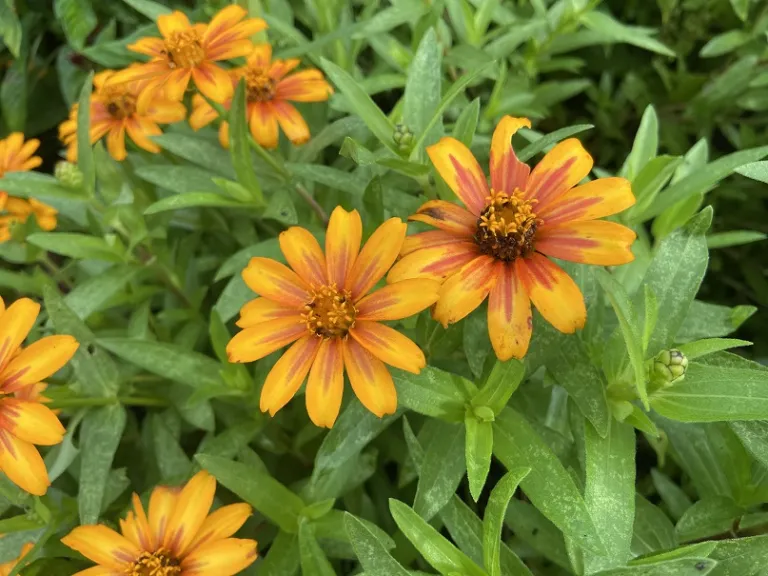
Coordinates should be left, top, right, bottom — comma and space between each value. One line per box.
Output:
389, 116, 637, 360
62, 470, 257, 576
0, 133, 58, 242
108, 6, 267, 102
190, 43, 333, 149
227, 207, 441, 427
0, 297, 79, 495
0, 542, 34, 576
58, 69, 187, 162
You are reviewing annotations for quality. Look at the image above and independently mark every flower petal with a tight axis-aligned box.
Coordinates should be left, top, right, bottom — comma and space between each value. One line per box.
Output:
247, 44, 272, 68
490, 116, 531, 194
342, 338, 397, 418
157, 11, 192, 38
276, 70, 333, 102
106, 125, 127, 161
61, 526, 139, 571
145, 99, 188, 124
409, 200, 478, 236
269, 59, 301, 80
248, 102, 279, 149
535, 220, 636, 266
0, 399, 65, 445
0, 430, 49, 495
346, 218, 407, 299
125, 118, 161, 154
426, 137, 489, 216
401, 230, 460, 256
130, 37, 165, 58
488, 262, 532, 360
537, 177, 636, 225
0, 298, 39, 371
525, 138, 593, 210
189, 95, 218, 130
356, 279, 441, 321
181, 538, 258, 576
192, 62, 234, 103
226, 317, 306, 364
432, 255, 499, 328
129, 493, 155, 552
350, 321, 426, 374
236, 299, 298, 329
201, 5, 247, 45
161, 69, 192, 102
518, 253, 586, 333
148, 486, 178, 545
189, 503, 252, 550
0, 335, 79, 393
279, 226, 327, 286
325, 207, 362, 287
271, 101, 310, 145
163, 470, 217, 557
387, 242, 481, 283
306, 338, 344, 428
259, 335, 321, 416
242, 257, 309, 308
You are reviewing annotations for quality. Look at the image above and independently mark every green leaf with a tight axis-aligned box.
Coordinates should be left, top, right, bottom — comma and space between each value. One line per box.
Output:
493, 408, 605, 554
78, 404, 126, 524
77, 72, 96, 196
651, 469, 693, 522
257, 530, 300, 576
27, 233, 124, 262
403, 28, 442, 158
700, 30, 751, 58
389, 499, 487, 576
677, 338, 751, 359
343, 513, 410, 576
675, 496, 743, 542
120, 0, 172, 19
735, 160, 768, 183
0, 172, 86, 201
729, 0, 750, 20
630, 156, 683, 218
516, 124, 594, 162
706, 231, 767, 249
196, 454, 305, 533
153, 133, 236, 178
579, 10, 675, 57
392, 366, 470, 421
730, 421, 768, 470
414, 421, 466, 521
465, 416, 493, 502
135, 165, 223, 195
584, 420, 637, 572
216, 237, 282, 280
593, 558, 716, 575
144, 193, 246, 215
299, 522, 336, 576
626, 105, 659, 180
677, 301, 756, 343
632, 495, 677, 556
709, 534, 768, 575
0, 0, 22, 57
483, 468, 530, 576
473, 358, 525, 415
54, 0, 97, 50
229, 81, 265, 205
453, 97, 480, 147
64, 265, 139, 319
287, 162, 369, 195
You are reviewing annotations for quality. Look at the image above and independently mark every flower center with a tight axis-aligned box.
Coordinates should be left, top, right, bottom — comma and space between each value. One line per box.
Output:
474, 189, 540, 262
104, 88, 137, 120
245, 67, 276, 102
163, 30, 205, 69
302, 284, 357, 339
127, 549, 181, 576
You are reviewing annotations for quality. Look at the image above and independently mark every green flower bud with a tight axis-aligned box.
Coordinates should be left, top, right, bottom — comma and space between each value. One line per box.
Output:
473, 405, 496, 423
650, 348, 688, 390
54, 161, 84, 189
393, 123, 414, 151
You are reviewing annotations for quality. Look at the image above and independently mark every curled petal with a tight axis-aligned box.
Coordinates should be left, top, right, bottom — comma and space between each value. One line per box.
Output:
409, 200, 477, 236
490, 116, 531, 194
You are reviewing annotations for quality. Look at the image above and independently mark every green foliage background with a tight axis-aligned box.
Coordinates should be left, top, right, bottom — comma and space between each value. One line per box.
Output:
1, 0, 768, 575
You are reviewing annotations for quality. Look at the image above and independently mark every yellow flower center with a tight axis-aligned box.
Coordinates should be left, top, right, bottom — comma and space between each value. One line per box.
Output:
245, 67, 276, 102
474, 189, 540, 262
302, 284, 357, 339
104, 88, 137, 120
163, 29, 205, 69
126, 549, 181, 576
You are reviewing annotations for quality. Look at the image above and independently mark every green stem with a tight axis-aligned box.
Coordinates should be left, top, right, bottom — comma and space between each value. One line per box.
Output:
295, 182, 329, 224
39, 255, 73, 290
50, 396, 170, 409
247, 136, 291, 180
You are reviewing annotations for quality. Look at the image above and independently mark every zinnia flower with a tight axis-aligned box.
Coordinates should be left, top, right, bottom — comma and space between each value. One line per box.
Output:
62, 470, 257, 576
108, 6, 266, 102
389, 116, 636, 360
0, 133, 58, 242
189, 43, 333, 149
227, 207, 440, 427
0, 297, 79, 495
58, 69, 187, 162
0, 542, 33, 576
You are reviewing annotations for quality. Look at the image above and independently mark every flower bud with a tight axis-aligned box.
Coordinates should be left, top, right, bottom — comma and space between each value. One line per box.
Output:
54, 161, 84, 189
393, 123, 414, 151
650, 348, 688, 389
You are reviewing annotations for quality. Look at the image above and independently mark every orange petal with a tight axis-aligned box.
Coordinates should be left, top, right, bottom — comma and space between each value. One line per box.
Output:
219, 122, 230, 149
356, 279, 441, 321
271, 101, 310, 146
426, 137, 489, 216
432, 255, 498, 328
325, 207, 362, 287
525, 138, 593, 211
0, 298, 40, 371
306, 338, 344, 428
269, 59, 301, 81
0, 430, 49, 495
535, 220, 636, 266
247, 44, 272, 68
517, 253, 586, 334
146, 99, 188, 124
259, 335, 321, 416
350, 321, 426, 374
342, 338, 397, 418
346, 218, 407, 299
161, 69, 192, 102
202, 5, 247, 43
163, 470, 217, 557
148, 486, 178, 545
490, 116, 531, 195
409, 200, 478, 236
106, 125, 127, 161
189, 503, 252, 550
125, 118, 161, 154
236, 299, 298, 329
181, 538, 258, 576
279, 226, 327, 286
0, 335, 80, 393
128, 493, 155, 552
192, 62, 234, 103
242, 257, 309, 308
61, 526, 139, 570
130, 37, 165, 58
206, 38, 256, 61
0, 399, 64, 445
157, 11, 192, 38
248, 102, 279, 149
387, 242, 480, 283
537, 177, 636, 225
401, 230, 461, 256
487, 262, 532, 360
189, 95, 218, 130
276, 70, 333, 102
226, 317, 306, 363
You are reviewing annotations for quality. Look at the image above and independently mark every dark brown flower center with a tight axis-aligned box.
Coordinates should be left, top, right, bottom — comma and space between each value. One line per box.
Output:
474, 189, 540, 262
245, 67, 276, 102
128, 549, 181, 576
105, 89, 137, 120
302, 284, 357, 339
164, 30, 205, 69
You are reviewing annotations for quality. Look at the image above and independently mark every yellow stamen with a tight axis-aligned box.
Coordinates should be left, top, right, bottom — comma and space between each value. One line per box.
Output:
103, 87, 137, 120
126, 549, 181, 576
302, 284, 357, 339
163, 29, 205, 69
245, 67, 277, 102
475, 189, 541, 262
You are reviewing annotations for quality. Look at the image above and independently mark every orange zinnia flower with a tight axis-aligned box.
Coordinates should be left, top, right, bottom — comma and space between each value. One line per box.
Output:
0, 542, 34, 575
59, 69, 187, 162
0, 297, 79, 495
389, 116, 637, 360
108, 6, 267, 102
0, 133, 58, 242
189, 43, 333, 149
227, 207, 440, 427
62, 470, 257, 576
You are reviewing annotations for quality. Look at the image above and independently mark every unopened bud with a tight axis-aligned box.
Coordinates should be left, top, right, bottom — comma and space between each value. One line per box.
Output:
393, 123, 414, 151
650, 348, 688, 390
54, 161, 84, 189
